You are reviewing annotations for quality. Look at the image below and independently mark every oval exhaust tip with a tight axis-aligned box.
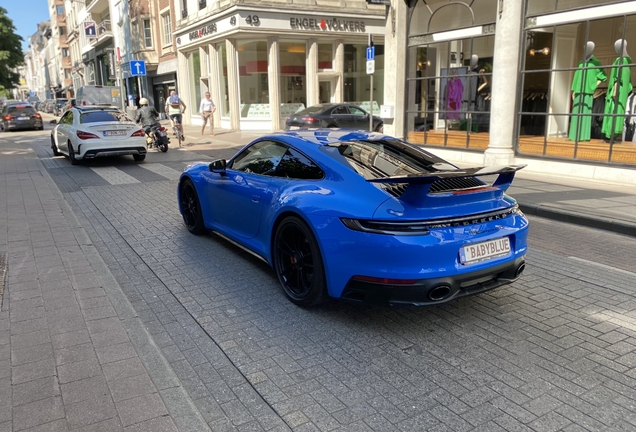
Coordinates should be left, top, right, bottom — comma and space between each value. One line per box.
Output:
429, 285, 452, 301
515, 263, 526, 278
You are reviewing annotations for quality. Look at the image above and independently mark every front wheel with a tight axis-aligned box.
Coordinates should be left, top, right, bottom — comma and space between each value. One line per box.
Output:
51, 136, 62, 156
375, 123, 384, 133
273, 217, 327, 307
179, 179, 205, 235
68, 142, 79, 165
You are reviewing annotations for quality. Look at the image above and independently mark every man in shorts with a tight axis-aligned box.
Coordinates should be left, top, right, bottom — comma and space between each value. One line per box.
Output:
165, 90, 187, 138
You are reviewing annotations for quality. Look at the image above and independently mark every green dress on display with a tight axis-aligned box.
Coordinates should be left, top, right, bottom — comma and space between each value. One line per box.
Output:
602, 56, 633, 139
568, 56, 606, 141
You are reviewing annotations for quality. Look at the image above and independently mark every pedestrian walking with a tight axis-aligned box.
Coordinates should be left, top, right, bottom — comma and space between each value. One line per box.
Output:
199, 92, 216, 136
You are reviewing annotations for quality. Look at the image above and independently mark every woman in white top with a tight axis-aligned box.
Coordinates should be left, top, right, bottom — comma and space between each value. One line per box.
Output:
199, 93, 216, 135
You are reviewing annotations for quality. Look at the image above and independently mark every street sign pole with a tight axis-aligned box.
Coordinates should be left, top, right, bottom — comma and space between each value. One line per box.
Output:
368, 34, 374, 131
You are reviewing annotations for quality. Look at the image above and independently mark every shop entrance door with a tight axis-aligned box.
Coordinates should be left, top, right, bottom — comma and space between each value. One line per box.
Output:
319, 78, 337, 104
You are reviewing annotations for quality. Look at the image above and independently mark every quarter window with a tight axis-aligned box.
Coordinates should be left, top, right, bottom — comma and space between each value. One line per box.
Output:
274, 147, 324, 180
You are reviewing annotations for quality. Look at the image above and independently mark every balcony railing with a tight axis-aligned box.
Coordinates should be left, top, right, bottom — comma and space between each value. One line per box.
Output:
199, 0, 206, 9
182, 9, 188, 19
98, 20, 111, 36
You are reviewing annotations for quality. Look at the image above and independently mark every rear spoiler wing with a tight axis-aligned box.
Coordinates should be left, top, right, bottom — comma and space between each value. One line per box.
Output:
368, 164, 526, 202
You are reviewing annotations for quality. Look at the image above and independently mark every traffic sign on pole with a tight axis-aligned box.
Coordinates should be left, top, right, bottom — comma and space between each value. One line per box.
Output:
130, 60, 147, 76
366, 60, 375, 75
366, 46, 375, 61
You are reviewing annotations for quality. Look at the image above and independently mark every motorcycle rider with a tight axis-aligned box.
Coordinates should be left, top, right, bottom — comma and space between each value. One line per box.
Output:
135, 98, 161, 144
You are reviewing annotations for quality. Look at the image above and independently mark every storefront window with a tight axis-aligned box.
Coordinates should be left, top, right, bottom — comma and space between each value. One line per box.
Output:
407, 36, 494, 150
189, 50, 202, 113
518, 14, 636, 165
280, 40, 307, 117
237, 40, 270, 119
526, 0, 624, 17
217, 43, 229, 117
410, 0, 497, 36
318, 43, 333, 70
343, 43, 384, 116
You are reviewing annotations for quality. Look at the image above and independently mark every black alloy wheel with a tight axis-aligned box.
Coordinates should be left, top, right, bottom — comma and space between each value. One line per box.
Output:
68, 142, 78, 165
51, 136, 62, 156
273, 217, 327, 307
375, 123, 384, 133
180, 179, 205, 234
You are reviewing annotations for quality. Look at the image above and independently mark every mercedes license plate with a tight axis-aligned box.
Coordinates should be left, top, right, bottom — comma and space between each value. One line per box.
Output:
104, 130, 127, 136
289, 126, 300, 130
17, 117, 29, 121
460, 237, 511, 265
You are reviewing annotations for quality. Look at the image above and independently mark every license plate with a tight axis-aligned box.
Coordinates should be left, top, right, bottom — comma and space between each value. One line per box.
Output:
17, 117, 29, 121
103, 130, 127, 136
460, 237, 511, 264
289, 126, 300, 130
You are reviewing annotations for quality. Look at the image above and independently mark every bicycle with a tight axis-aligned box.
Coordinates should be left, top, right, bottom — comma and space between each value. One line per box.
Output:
172, 123, 184, 147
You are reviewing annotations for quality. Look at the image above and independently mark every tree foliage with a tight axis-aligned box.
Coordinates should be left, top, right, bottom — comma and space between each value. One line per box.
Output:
0, 7, 24, 90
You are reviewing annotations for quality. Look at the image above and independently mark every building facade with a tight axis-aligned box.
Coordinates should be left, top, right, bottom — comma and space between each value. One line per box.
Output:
172, 1, 386, 130
384, 0, 636, 185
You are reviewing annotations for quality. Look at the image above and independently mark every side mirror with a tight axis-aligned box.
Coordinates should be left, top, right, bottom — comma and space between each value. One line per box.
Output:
209, 159, 227, 174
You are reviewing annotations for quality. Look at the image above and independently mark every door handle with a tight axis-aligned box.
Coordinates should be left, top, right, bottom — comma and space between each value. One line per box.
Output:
251, 195, 260, 203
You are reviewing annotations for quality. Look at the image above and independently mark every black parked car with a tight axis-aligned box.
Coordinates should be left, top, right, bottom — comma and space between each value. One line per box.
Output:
1, 103, 43, 131
53, 98, 68, 116
285, 103, 383, 133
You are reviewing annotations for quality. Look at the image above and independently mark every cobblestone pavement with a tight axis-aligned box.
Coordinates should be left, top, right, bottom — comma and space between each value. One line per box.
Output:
3, 124, 636, 431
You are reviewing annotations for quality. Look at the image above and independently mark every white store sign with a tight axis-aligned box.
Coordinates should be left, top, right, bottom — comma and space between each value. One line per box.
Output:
175, 10, 385, 49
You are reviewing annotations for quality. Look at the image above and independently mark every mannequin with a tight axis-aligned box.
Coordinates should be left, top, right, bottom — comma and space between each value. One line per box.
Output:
462, 54, 480, 131
602, 39, 633, 142
568, 41, 607, 141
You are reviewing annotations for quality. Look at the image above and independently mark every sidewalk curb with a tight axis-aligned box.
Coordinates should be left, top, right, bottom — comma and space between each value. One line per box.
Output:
520, 203, 636, 237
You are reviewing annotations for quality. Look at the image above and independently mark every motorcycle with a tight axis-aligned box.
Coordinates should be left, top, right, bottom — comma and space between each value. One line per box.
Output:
144, 124, 169, 152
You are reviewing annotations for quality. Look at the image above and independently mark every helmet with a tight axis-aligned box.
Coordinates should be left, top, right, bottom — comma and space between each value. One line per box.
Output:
139, 98, 148, 106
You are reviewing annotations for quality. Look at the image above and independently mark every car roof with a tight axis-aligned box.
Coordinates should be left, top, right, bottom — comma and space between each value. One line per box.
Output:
74, 106, 119, 111
271, 129, 384, 147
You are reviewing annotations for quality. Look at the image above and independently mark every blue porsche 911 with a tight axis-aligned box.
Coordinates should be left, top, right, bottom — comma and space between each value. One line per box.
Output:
178, 130, 528, 307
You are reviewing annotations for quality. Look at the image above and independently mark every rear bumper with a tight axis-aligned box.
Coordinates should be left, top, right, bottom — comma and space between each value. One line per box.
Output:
82, 147, 147, 159
340, 256, 526, 306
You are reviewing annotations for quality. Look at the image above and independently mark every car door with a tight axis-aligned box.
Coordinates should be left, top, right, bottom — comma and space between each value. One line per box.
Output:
56, 110, 74, 153
330, 105, 354, 129
203, 140, 287, 239
348, 105, 370, 131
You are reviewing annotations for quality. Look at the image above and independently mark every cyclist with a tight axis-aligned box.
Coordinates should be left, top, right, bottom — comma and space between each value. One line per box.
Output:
165, 90, 186, 145
135, 97, 161, 143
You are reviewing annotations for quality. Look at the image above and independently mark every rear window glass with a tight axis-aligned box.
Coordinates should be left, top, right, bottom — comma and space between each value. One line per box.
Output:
298, 105, 326, 115
319, 139, 445, 180
8, 106, 36, 115
80, 110, 129, 124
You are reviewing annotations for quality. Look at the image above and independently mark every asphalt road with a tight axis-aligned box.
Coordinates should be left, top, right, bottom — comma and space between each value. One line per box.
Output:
5, 124, 636, 431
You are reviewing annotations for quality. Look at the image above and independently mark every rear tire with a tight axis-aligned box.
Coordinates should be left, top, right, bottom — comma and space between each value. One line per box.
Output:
273, 217, 327, 307
133, 154, 146, 162
160, 136, 169, 152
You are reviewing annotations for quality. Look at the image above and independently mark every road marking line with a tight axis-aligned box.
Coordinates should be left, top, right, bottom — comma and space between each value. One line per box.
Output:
90, 167, 141, 185
139, 163, 182, 181
567, 257, 636, 278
